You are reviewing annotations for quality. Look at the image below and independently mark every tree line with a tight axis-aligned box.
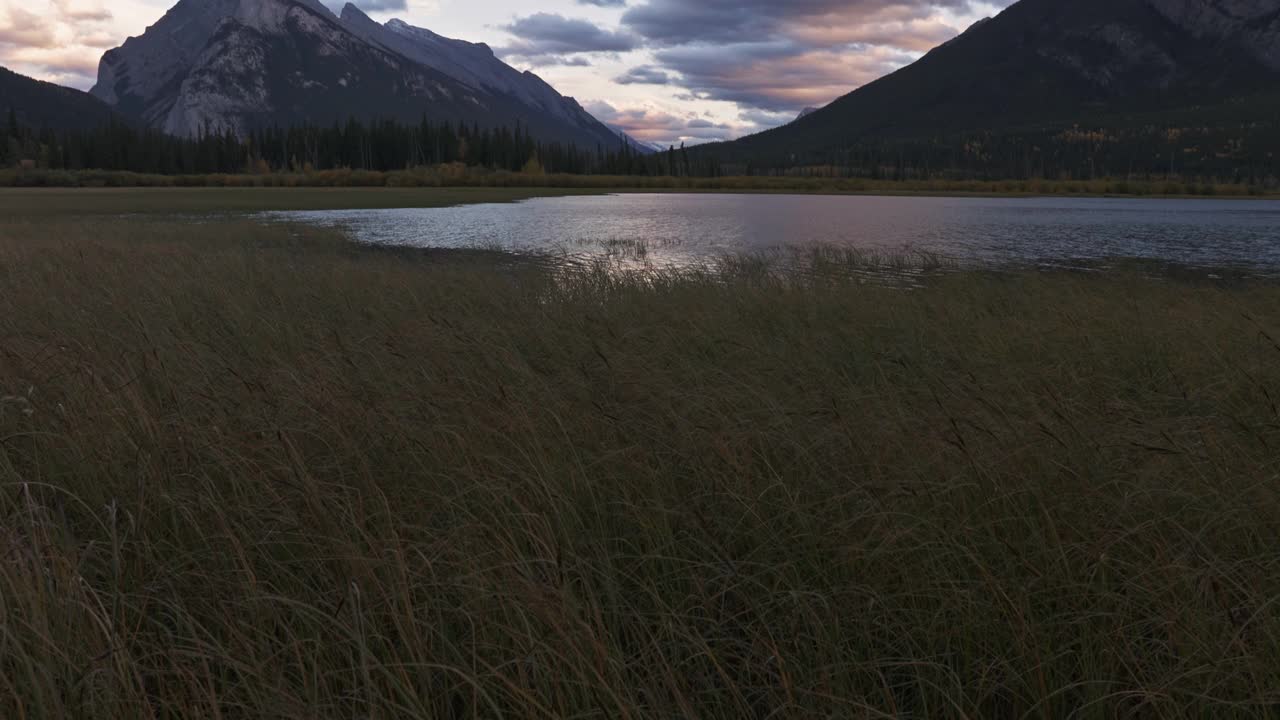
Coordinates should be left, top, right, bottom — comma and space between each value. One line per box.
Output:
708, 122, 1280, 186
3, 110, 721, 178
6, 106, 1278, 185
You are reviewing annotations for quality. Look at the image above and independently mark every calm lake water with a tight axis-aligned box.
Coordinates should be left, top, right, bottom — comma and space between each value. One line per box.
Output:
265, 193, 1280, 275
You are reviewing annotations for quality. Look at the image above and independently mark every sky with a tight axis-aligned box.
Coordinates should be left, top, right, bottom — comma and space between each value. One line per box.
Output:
0, 0, 1013, 145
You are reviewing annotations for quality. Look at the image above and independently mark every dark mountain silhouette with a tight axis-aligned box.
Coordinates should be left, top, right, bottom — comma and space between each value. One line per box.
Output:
707, 0, 1280, 163
0, 66, 120, 131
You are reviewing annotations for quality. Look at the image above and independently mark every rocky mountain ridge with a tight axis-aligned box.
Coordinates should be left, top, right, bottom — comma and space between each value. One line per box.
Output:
90, 0, 625, 149
1148, 0, 1280, 70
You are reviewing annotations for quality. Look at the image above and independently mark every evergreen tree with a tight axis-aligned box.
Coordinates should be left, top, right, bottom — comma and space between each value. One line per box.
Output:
5, 110, 1271, 183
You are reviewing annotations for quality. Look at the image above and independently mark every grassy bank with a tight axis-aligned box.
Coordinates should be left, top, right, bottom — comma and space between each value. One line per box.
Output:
2, 218, 1279, 718
2, 180, 1275, 224
0, 186, 608, 216
3, 166, 1276, 199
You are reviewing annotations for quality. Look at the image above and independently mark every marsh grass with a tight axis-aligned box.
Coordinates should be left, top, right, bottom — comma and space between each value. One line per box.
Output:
2, 168, 1276, 199
2, 217, 1280, 718
0, 186, 612, 217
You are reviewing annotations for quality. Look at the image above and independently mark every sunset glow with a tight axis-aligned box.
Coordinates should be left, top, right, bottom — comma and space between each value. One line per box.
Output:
0, 0, 1010, 145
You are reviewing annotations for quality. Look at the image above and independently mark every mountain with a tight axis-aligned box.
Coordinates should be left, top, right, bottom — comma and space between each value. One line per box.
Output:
709, 0, 1280, 161
89, 0, 624, 149
606, 125, 663, 154
794, 107, 819, 122
336, 6, 620, 149
1, 66, 119, 131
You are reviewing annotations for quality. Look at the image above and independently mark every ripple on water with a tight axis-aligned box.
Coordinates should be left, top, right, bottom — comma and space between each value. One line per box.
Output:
260, 193, 1280, 280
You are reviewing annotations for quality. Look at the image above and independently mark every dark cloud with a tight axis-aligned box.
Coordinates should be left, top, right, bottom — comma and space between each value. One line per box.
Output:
614, 65, 671, 85
533, 55, 593, 67
621, 0, 981, 46
500, 13, 637, 64
651, 41, 917, 111
614, 0, 1012, 114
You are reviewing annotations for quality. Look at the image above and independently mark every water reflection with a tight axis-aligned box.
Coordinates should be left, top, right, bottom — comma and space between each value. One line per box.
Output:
263, 193, 1280, 277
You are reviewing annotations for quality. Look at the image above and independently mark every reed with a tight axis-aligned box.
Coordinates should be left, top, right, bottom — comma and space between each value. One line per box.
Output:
2, 217, 1279, 718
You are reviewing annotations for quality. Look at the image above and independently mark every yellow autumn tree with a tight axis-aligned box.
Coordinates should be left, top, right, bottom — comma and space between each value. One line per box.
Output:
521, 155, 544, 176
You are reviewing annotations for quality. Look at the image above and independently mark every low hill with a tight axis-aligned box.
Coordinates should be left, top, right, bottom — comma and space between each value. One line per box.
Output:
0, 66, 119, 131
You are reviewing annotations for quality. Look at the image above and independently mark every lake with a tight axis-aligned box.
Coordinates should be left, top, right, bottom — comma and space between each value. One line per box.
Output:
265, 193, 1280, 275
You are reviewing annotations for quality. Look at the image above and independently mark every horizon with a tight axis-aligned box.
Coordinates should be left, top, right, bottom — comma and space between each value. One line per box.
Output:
0, 0, 1011, 146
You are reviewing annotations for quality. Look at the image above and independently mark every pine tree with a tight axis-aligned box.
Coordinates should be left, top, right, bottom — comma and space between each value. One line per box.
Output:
7, 108, 19, 140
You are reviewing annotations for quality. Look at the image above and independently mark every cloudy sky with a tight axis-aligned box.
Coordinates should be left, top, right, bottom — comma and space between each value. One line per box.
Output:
0, 0, 1012, 145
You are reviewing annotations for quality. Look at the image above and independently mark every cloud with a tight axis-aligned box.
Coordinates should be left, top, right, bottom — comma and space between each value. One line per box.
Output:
585, 99, 740, 146
736, 107, 801, 130
652, 41, 916, 112
500, 13, 637, 64
0, 1, 116, 88
621, 0, 979, 46
614, 0, 1012, 114
508, 0, 1012, 145
50, 0, 112, 23
5, 0, 1014, 146
0, 8, 58, 47
614, 65, 671, 85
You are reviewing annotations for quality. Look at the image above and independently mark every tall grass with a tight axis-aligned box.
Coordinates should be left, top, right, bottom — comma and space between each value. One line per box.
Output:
1, 218, 1279, 718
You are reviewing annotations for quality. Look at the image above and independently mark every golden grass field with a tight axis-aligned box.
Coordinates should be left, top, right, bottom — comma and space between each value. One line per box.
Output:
1, 190, 1279, 718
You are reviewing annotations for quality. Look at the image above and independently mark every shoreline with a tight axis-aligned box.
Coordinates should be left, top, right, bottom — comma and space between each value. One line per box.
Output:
3, 184, 1278, 217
